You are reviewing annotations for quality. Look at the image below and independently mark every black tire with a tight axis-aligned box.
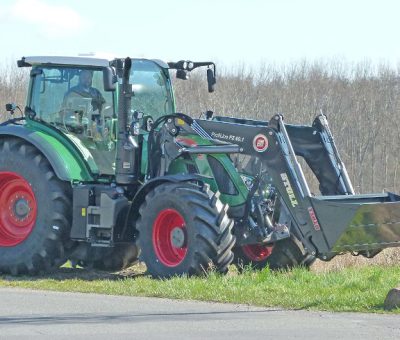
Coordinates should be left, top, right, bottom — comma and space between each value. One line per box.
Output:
91, 243, 139, 271
0, 138, 72, 275
234, 235, 315, 270
137, 182, 235, 278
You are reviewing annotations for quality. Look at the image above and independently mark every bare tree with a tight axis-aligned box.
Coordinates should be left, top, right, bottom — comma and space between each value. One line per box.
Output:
173, 59, 400, 194
0, 61, 28, 121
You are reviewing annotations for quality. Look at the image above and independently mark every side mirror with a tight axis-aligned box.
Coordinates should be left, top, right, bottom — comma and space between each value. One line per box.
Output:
103, 67, 117, 91
205, 110, 214, 120
5, 103, 23, 116
176, 69, 189, 80
6, 103, 16, 112
207, 68, 216, 93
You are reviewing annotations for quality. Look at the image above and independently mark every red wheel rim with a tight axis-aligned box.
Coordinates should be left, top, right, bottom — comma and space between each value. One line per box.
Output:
242, 244, 274, 262
152, 209, 187, 267
0, 172, 37, 247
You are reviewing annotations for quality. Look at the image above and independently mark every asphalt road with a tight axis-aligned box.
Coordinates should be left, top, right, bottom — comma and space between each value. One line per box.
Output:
0, 288, 399, 339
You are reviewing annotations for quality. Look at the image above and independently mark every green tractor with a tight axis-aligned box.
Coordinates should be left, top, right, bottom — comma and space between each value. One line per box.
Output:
1, 56, 400, 278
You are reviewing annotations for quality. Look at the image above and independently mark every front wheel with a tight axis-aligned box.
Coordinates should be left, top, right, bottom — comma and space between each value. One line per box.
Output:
234, 243, 274, 270
137, 182, 235, 278
234, 235, 315, 270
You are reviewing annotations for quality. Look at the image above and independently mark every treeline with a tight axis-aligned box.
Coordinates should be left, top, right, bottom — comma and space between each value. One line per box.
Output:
0, 62, 28, 119
173, 60, 400, 194
1, 59, 400, 194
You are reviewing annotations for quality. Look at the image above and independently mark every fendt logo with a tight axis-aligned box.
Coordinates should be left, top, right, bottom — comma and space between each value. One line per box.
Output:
253, 134, 269, 152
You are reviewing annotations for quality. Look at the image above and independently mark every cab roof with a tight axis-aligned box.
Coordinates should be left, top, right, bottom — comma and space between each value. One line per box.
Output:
18, 56, 169, 69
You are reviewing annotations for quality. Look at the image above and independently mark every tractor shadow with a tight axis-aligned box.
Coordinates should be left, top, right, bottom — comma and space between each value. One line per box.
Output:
0, 263, 147, 282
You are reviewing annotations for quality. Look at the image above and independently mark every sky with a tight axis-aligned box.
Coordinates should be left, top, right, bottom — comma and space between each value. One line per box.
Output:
1, 0, 400, 68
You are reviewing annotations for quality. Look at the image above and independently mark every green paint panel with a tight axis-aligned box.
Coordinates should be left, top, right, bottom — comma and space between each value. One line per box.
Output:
174, 134, 249, 207
25, 120, 96, 181
194, 154, 248, 207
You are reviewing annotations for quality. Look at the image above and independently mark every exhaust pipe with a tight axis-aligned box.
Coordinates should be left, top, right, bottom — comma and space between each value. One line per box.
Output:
115, 57, 138, 184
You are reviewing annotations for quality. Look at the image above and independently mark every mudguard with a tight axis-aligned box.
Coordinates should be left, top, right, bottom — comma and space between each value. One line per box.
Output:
126, 174, 210, 225
131, 174, 209, 208
0, 123, 96, 182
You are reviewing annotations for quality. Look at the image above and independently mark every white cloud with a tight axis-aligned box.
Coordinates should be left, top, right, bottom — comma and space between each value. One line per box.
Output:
10, 0, 90, 38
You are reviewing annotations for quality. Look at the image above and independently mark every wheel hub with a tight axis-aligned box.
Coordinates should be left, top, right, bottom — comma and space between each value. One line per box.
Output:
152, 208, 188, 267
13, 198, 31, 219
242, 243, 274, 262
170, 227, 186, 248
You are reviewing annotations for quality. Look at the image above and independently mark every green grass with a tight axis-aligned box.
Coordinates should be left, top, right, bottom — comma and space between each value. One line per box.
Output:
1, 265, 400, 313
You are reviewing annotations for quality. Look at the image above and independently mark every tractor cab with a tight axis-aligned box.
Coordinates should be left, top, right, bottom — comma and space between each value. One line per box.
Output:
19, 56, 175, 176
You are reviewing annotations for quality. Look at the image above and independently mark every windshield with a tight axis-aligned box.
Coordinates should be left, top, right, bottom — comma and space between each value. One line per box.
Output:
29, 66, 116, 175
130, 60, 174, 119
29, 67, 113, 124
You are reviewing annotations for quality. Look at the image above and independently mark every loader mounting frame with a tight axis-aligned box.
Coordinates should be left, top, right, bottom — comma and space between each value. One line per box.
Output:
158, 113, 400, 260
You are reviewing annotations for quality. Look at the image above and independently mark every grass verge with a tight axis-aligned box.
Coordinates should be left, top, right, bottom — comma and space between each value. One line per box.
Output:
1, 264, 400, 313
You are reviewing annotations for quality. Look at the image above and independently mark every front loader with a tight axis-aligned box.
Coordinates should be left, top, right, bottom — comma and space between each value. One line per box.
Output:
0, 55, 400, 278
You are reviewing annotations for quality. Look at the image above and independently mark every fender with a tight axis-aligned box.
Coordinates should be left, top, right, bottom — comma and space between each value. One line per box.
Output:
126, 174, 209, 227
0, 124, 96, 182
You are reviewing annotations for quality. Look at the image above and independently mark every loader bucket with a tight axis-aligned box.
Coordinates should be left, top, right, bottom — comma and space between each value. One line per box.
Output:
310, 193, 400, 253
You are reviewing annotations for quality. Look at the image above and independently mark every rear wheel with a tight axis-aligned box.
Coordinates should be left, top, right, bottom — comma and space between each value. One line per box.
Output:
137, 182, 235, 278
0, 138, 72, 275
234, 235, 315, 270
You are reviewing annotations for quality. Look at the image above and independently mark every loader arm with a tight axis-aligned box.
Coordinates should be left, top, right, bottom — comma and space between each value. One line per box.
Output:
195, 114, 400, 260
